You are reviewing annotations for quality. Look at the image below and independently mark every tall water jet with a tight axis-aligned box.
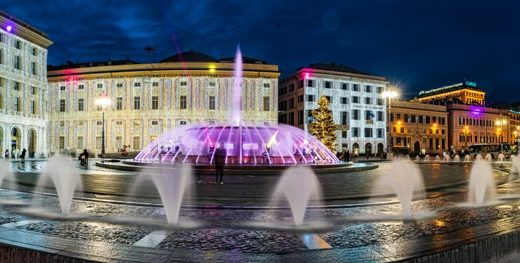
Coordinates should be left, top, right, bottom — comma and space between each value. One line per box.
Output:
467, 160, 496, 204
136, 165, 192, 224
270, 166, 322, 226
485, 153, 492, 162
376, 158, 425, 219
38, 154, 82, 215
231, 46, 243, 126
512, 155, 520, 174
0, 159, 11, 186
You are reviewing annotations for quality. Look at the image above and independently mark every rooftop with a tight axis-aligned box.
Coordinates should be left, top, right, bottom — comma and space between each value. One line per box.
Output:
417, 81, 484, 98
306, 63, 369, 75
48, 59, 138, 71
0, 10, 47, 38
161, 50, 218, 63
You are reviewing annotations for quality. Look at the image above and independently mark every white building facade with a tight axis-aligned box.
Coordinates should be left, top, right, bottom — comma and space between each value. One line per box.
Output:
279, 64, 388, 155
0, 12, 52, 158
47, 52, 279, 155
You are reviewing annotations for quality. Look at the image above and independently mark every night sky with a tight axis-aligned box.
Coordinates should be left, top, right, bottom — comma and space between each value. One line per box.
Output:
3, 0, 520, 102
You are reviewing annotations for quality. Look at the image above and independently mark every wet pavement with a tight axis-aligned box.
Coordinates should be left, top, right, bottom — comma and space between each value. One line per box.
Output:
0, 160, 518, 262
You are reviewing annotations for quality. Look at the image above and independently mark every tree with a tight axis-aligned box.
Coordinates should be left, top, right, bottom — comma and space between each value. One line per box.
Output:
309, 96, 337, 153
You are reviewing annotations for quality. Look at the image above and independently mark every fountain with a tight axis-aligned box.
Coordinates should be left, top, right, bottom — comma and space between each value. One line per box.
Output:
512, 155, 520, 174
415, 155, 420, 161
497, 152, 505, 162
443, 154, 450, 162
454, 154, 461, 162
475, 154, 483, 161
0, 159, 10, 186
132, 46, 340, 168
135, 165, 193, 224
464, 154, 472, 162
485, 153, 493, 162
435, 155, 441, 161
269, 166, 322, 226
36, 154, 82, 215
424, 154, 431, 161
467, 160, 496, 204
374, 158, 427, 219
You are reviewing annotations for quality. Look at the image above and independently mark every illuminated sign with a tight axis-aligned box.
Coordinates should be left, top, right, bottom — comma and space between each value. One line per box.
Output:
465, 81, 477, 87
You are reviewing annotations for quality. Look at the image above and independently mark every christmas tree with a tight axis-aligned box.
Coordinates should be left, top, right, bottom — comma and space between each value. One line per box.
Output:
309, 96, 337, 153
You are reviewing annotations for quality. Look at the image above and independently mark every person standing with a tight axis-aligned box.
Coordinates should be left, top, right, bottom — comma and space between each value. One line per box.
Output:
19, 148, 27, 163
214, 144, 227, 184
4, 149, 9, 159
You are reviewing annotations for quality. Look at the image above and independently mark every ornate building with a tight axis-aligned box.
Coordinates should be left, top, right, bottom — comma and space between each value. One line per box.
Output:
279, 63, 388, 154
47, 51, 279, 155
0, 12, 52, 158
414, 81, 485, 105
389, 101, 448, 155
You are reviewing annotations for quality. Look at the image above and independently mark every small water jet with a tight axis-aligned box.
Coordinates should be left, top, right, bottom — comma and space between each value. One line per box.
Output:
485, 153, 492, 162
424, 154, 431, 161
475, 154, 483, 161
37, 154, 82, 215
270, 166, 323, 226
454, 155, 461, 162
464, 154, 472, 162
497, 153, 505, 162
443, 155, 450, 162
467, 160, 496, 204
0, 159, 11, 186
136, 165, 193, 225
435, 155, 441, 161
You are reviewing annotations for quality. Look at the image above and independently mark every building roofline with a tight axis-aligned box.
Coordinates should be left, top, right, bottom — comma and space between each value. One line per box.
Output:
280, 66, 386, 83
0, 11, 52, 48
417, 82, 484, 98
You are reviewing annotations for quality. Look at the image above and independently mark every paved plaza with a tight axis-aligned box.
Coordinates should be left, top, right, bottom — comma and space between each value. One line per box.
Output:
0, 160, 518, 262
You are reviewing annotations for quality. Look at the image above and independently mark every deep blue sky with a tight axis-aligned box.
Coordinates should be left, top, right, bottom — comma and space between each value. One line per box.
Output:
3, 0, 520, 102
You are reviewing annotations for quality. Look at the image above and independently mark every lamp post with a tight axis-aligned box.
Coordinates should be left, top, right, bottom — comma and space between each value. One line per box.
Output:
95, 93, 111, 157
382, 89, 398, 154
495, 118, 507, 144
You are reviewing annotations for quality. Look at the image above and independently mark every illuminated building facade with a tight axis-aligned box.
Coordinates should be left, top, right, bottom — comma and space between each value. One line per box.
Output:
279, 63, 388, 154
47, 51, 279, 155
447, 104, 509, 149
415, 81, 485, 106
0, 12, 52, 158
509, 110, 520, 145
389, 101, 448, 155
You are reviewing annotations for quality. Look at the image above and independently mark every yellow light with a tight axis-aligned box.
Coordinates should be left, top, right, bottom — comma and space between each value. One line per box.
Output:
208, 64, 216, 74
502, 119, 507, 125
433, 123, 438, 128
517, 126, 520, 130
397, 121, 402, 125
266, 131, 279, 148
495, 120, 501, 126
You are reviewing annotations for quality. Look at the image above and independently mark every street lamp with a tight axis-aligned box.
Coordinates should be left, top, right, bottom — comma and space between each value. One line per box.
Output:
495, 118, 507, 144
95, 93, 111, 157
382, 89, 398, 154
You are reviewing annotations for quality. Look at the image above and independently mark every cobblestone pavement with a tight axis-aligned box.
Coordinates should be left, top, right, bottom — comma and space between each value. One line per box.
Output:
0, 161, 516, 262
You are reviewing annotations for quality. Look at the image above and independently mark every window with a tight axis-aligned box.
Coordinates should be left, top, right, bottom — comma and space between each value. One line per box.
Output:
96, 121, 102, 125
365, 110, 373, 121
180, 81, 187, 86
0, 49, 3, 64
298, 110, 304, 125
179, 120, 187, 125
289, 98, 294, 108
152, 96, 159, 110
352, 127, 360, 137
352, 84, 359, 91
341, 97, 348, 104
77, 137, 83, 149
59, 99, 66, 112
78, 99, 84, 111
307, 95, 315, 102
341, 83, 348, 90
263, 97, 270, 111
152, 82, 159, 87
264, 83, 270, 88
116, 97, 123, 110
377, 128, 384, 138
352, 109, 360, 120
180, 95, 187, 109
59, 137, 65, 150
14, 40, 21, 49
377, 98, 383, 105
134, 96, 141, 110
59, 85, 65, 91
365, 85, 372, 93
30, 101, 36, 114
59, 121, 65, 127
324, 81, 332, 89
116, 83, 123, 88
97, 83, 103, 89
298, 80, 304, 89
209, 82, 216, 87
13, 97, 19, 112
32, 47, 38, 56
297, 95, 304, 103
342, 131, 348, 138
31, 62, 37, 75
365, 97, 371, 104
151, 120, 158, 125
377, 111, 383, 121
307, 80, 314, 87
288, 112, 294, 125
116, 120, 123, 125
209, 96, 216, 110
364, 128, 373, 138
341, 112, 348, 125
352, 96, 360, 103
376, 86, 384, 94
78, 84, 84, 90
14, 56, 21, 70
134, 82, 141, 87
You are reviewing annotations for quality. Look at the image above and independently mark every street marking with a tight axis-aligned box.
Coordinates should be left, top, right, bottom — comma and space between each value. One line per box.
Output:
1, 220, 41, 228
133, 230, 170, 248
299, 233, 332, 249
